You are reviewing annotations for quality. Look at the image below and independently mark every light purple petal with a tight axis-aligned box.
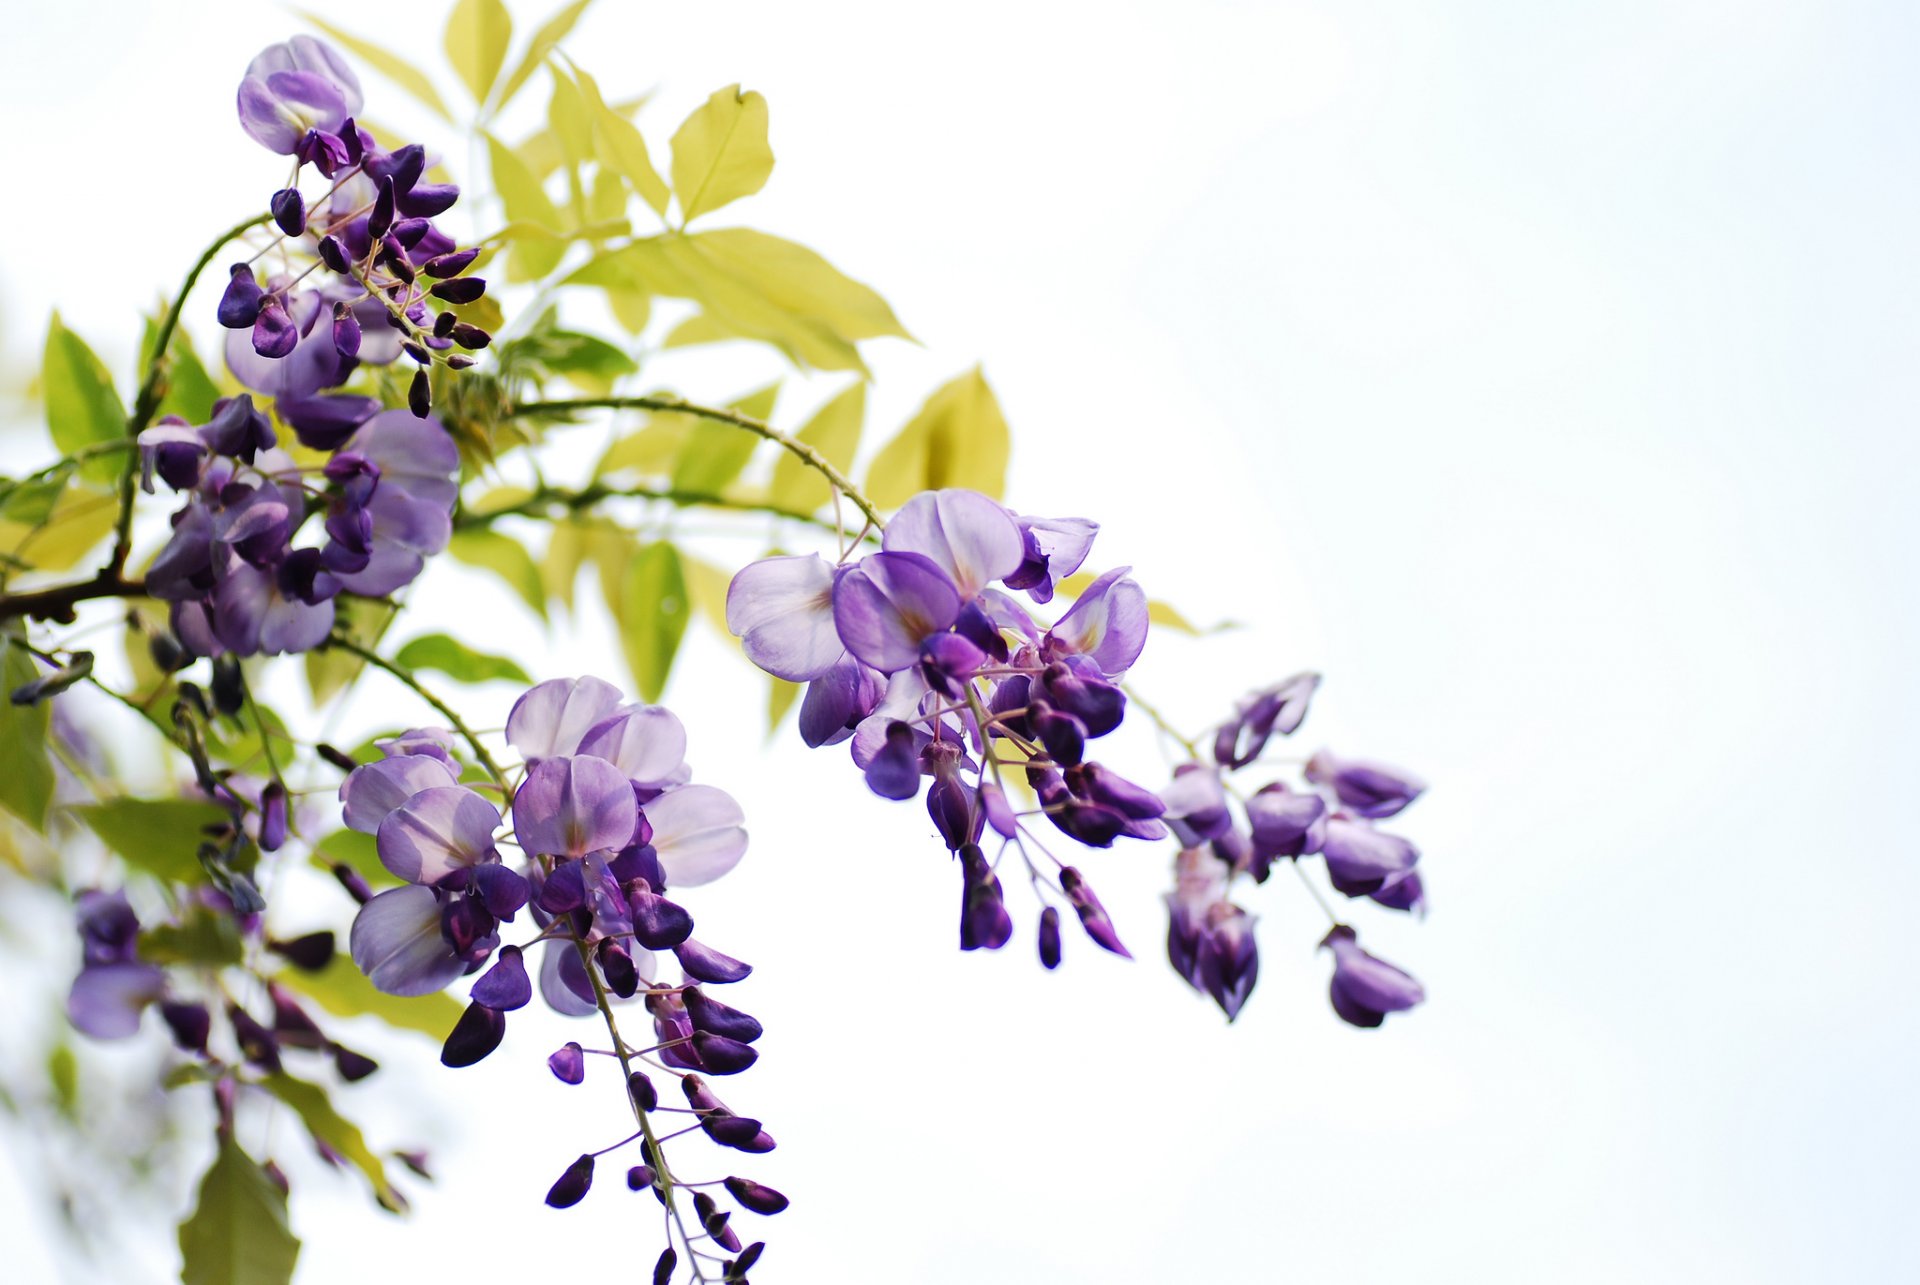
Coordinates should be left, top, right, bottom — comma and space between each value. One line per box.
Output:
507, 676, 625, 761
257, 592, 335, 656
66, 963, 166, 1039
512, 756, 638, 859
331, 538, 426, 597
577, 706, 689, 788
350, 886, 464, 996
1321, 819, 1419, 894
883, 489, 1024, 598
340, 754, 458, 833
1048, 566, 1149, 677
344, 411, 462, 508
1328, 930, 1426, 1014
832, 552, 962, 673
539, 938, 602, 1017
376, 785, 501, 884
247, 36, 363, 116
225, 291, 347, 398
725, 554, 843, 682
644, 785, 748, 887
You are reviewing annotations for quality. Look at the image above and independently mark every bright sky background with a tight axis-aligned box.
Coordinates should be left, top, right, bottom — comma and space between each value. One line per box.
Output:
1, 0, 1915, 1281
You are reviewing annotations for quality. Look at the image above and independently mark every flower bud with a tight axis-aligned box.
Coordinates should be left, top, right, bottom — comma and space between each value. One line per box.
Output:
548, 1041, 586, 1085
626, 1164, 656, 1192
257, 782, 288, 852
317, 234, 351, 273
424, 248, 480, 278
332, 1044, 378, 1081
544, 1154, 594, 1209
251, 298, 298, 357
216, 264, 264, 328
1038, 906, 1062, 969
470, 944, 531, 1011
368, 175, 395, 239
440, 1000, 506, 1068
159, 1000, 211, 1053
1060, 867, 1131, 958
674, 938, 752, 984
628, 1070, 658, 1112
723, 1176, 790, 1215
450, 322, 491, 349
331, 862, 373, 905
270, 188, 305, 237
958, 844, 1013, 951
651, 1249, 677, 1285
684, 986, 764, 1044
331, 302, 362, 359
429, 276, 487, 304
407, 368, 431, 418
692, 1031, 759, 1074
267, 930, 335, 972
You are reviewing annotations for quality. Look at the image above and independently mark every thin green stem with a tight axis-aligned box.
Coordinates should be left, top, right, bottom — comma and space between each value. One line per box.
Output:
1122, 681, 1201, 757
458, 481, 877, 545
323, 634, 508, 787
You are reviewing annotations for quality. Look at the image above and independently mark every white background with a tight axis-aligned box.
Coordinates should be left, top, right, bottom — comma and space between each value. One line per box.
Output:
1, 0, 1915, 1281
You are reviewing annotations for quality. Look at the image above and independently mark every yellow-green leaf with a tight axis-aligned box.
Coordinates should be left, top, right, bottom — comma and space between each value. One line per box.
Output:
484, 132, 565, 280
261, 1073, 404, 1211
299, 14, 453, 123
767, 675, 800, 734
0, 484, 119, 572
73, 798, 228, 883
671, 381, 778, 495
617, 541, 689, 701
278, 954, 461, 1040
678, 551, 737, 639
393, 632, 531, 684
445, 0, 511, 104
495, 0, 594, 111
0, 640, 54, 830
447, 528, 549, 622
179, 1139, 301, 1285
769, 382, 865, 513
43, 313, 125, 484
866, 366, 1011, 505
669, 85, 774, 224
690, 228, 909, 342
576, 67, 669, 219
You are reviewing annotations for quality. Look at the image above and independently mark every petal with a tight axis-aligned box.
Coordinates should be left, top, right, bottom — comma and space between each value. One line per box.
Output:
831, 552, 962, 672
507, 676, 625, 761
512, 756, 638, 859
339, 754, 458, 833
1330, 935, 1426, 1014
376, 785, 501, 884
725, 554, 843, 682
539, 938, 602, 1017
883, 489, 1024, 598
577, 706, 689, 788
66, 963, 165, 1039
1048, 566, 1150, 677
343, 411, 461, 509
644, 785, 748, 887
257, 593, 335, 656
349, 886, 463, 996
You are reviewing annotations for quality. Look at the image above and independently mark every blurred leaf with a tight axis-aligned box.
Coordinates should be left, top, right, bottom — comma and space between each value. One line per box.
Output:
447, 528, 549, 622
596, 415, 688, 478
43, 313, 125, 484
0, 643, 53, 830
670, 85, 773, 224
767, 676, 800, 734
769, 382, 865, 513
1, 474, 67, 526
278, 954, 461, 1039
309, 827, 397, 889
677, 551, 736, 638
141, 904, 245, 966
47, 1042, 78, 1118
670, 381, 778, 495
484, 133, 565, 280
309, 597, 392, 705
579, 67, 669, 219
0, 484, 119, 572
140, 316, 222, 424
445, 0, 511, 104
495, 309, 636, 395
866, 366, 1010, 505
73, 799, 228, 883
178, 1138, 301, 1285
393, 633, 531, 684
542, 517, 631, 612
496, 0, 594, 110
262, 1073, 405, 1211
588, 168, 628, 227
605, 282, 652, 333
617, 542, 689, 701
299, 14, 453, 123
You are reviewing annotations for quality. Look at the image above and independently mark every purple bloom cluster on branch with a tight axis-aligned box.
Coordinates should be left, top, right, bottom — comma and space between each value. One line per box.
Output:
1159, 674, 1430, 1024
726, 487, 1155, 965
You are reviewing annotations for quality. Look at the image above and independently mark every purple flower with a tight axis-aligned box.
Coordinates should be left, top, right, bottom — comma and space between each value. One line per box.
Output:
1160, 765, 1232, 847
576, 705, 689, 789
1045, 566, 1149, 677
375, 785, 501, 884
725, 553, 845, 682
1213, 672, 1320, 770
1194, 903, 1259, 1021
507, 676, 625, 761
831, 552, 963, 673
1320, 818, 1419, 899
340, 754, 459, 832
1321, 925, 1424, 1027
644, 785, 748, 887
1245, 782, 1328, 873
512, 757, 638, 859
881, 489, 1025, 598
1305, 750, 1426, 820
349, 885, 464, 996
226, 290, 352, 399
1003, 513, 1098, 604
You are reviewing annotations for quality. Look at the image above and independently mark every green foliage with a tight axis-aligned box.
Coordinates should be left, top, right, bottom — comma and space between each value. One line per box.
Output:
140, 905, 244, 967
446, 528, 550, 622
393, 632, 532, 684
577, 66, 669, 218
73, 798, 231, 883
0, 641, 56, 830
308, 597, 394, 705
670, 85, 774, 224
767, 676, 800, 734
769, 382, 866, 513
671, 381, 779, 495
485, 132, 567, 279
139, 316, 222, 424
42, 313, 125, 484
866, 366, 1011, 504
261, 1073, 406, 1212
300, 14, 454, 123
497, 0, 595, 111
618, 541, 689, 701
278, 954, 462, 1040
310, 827, 397, 889
178, 1138, 301, 1285
445, 0, 512, 105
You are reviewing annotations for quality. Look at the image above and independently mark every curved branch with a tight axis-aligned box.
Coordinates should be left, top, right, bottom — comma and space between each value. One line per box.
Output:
458, 481, 878, 545
0, 573, 145, 624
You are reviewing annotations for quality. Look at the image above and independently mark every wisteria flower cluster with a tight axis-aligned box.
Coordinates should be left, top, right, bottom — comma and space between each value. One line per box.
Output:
340, 678, 780, 1271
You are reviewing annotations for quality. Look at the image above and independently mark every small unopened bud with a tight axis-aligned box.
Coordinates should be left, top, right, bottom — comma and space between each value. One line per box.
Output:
450, 322, 492, 349
651, 1248, 677, 1285
433, 310, 457, 338
270, 188, 305, 237
1038, 906, 1062, 969
317, 234, 351, 273
209, 654, 243, 717
429, 276, 487, 304
332, 303, 362, 359
257, 781, 287, 852
407, 368, 432, 418
629, 1070, 658, 1112
368, 175, 395, 239
216, 264, 264, 328
598, 939, 640, 998
674, 939, 752, 984
1060, 867, 1131, 958
445, 353, 477, 370
439, 1001, 505, 1068
316, 743, 359, 772
723, 1176, 790, 1215
391, 217, 432, 248
626, 1164, 656, 1191
251, 298, 297, 357
332, 1044, 378, 1081
544, 1153, 594, 1209
732, 1243, 766, 1275
226, 1003, 282, 1071
262, 1160, 291, 1196
268, 930, 335, 971
159, 1001, 211, 1053
331, 862, 374, 905
548, 1041, 586, 1085
148, 631, 190, 673
424, 248, 480, 278
683, 987, 763, 1044
692, 1031, 760, 1075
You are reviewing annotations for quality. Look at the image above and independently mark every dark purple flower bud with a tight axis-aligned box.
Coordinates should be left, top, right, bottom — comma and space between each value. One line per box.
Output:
147, 628, 190, 673
270, 188, 306, 237
397, 180, 460, 218
924, 764, 978, 851
424, 248, 479, 279
257, 781, 288, 851
537, 860, 586, 915
368, 176, 395, 240
1213, 673, 1320, 769
545, 1153, 595, 1209
625, 887, 693, 950
627, 1164, 656, 1191
1320, 818, 1419, 898
268, 930, 336, 971
317, 743, 360, 773
958, 844, 1013, 951
408, 368, 431, 418
1067, 762, 1166, 821
692, 1031, 759, 1074
675, 939, 753, 984
440, 1000, 506, 1067
1321, 925, 1425, 1027
389, 217, 432, 249
296, 128, 351, 175
1038, 906, 1062, 969
1037, 659, 1126, 738
450, 322, 491, 349
272, 392, 375, 452
159, 1000, 212, 1053
332, 862, 374, 905
473, 864, 529, 919
1305, 751, 1427, 820
684, 987, 763, 1044
1030, 701, 1087, 766
470, 944, 531, 1010
548, 1041, 586, 1084
333, 1044, 379, 1081
317, 234, 351, 273
269, 986, 327, 1049
251, 298, 299, 358
599, 939, 640, 998
217, 264, 266, 328
629, 1070, 658, 1112
432, 310, 457, 339
652, 1249, 677, 1285
864, 721, 922, 800
227, 1003, 283, 1071
1246, 782, 1328, 870
918, 629, 988, 696
429, 276, 486, 304
723, 1176, 789, 1216
733, 1243, 767, 1275
328, 302, 362, 359
446, 353, 476, 370
1369, 868, 1426, 915
202, 394, 276, 461
379, 239, 416, 284
1196, 903, 1259, 1021
1059, 867, 1130, 958
209, 653, 245, 716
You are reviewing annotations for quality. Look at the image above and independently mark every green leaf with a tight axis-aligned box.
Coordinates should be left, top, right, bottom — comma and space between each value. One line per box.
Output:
278, 954, 461, 1040
484, 132, 566, 279
261, 1073, 405, 1211
579, 67, 669, 219
140, 316, 222, 425
309, 827, 398, 889
866, 366, 1011, 505
445, 0, 511, 104
299, 14, 453, 123
670, 381, 779, 495
73, 798, 229, 883
178, 1138, 301, 1285
393, 633, 531, 684
496, 0, 594, 111
769, 382, 865, 513
308, 597, 393, 705
617, 542, 689, 701
670, 85, 774, 224
48, 1042, 78, 1117
140, 906, 243, 967
688, 229, 909, 343
43, 313, 125, 484
447, 528, 550, 622
1, 474, 68, 526
0, 484, 119, 572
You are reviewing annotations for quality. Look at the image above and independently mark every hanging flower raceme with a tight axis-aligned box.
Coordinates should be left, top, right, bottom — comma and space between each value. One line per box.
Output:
1154, 673, 1431, 1025
338, 678, 779, 1271
727, 486, 1162, 967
